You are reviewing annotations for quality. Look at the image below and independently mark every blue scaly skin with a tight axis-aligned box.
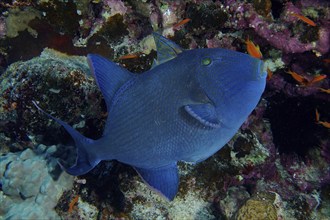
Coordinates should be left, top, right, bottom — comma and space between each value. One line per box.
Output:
35, 33, 266, 200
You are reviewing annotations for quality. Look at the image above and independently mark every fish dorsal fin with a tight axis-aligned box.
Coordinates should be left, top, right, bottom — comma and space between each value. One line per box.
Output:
184, 103, 221, 128
87, 54, 133, 111
152, 32, 183, 68
134, 163, 179, 201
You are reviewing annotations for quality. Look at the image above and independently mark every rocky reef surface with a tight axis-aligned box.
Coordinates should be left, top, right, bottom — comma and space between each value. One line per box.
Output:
0, 0, 329, 219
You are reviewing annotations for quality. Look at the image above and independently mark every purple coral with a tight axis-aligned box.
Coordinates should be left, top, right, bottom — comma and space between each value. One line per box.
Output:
224, 1, 329, 54
103, 0, 128, 16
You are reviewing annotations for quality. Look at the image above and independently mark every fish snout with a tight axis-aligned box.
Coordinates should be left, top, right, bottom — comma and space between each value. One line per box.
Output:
254, 60, 267, 81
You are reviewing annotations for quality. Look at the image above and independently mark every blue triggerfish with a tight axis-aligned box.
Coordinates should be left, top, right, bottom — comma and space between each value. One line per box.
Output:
34, 33, 267, 200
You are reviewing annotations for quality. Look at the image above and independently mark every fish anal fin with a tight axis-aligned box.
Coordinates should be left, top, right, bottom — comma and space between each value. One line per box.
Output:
134, 163, 179, 201
58, 155, 98, 176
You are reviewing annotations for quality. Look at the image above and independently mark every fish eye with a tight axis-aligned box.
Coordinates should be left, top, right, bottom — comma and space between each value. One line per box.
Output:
201, 57, 212, 66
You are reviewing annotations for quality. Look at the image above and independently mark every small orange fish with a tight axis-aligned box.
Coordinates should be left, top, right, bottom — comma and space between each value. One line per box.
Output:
173, 18, 191, 30
245, 39, 263, 59
318, 121, 330, 128
315, 109, 320, 122
287, 70, 309, 85
118, 53, 140, 60
68, 195, 79, 213
315, 109, 330, 129
323, 59, 330, 63
266, 68, 273, 81
291, 13, 317, 27
308, 74, 327, 85
318, 88, 330, 94
287, 70, 326, 86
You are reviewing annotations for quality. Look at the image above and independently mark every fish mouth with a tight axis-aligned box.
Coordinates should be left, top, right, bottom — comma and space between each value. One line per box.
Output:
255, 60, 267, 80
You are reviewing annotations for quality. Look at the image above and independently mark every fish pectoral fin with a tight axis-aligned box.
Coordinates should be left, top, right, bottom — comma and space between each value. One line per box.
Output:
58, 156, 98, 176
134, 163, 179, 201
184, 103, 221, 128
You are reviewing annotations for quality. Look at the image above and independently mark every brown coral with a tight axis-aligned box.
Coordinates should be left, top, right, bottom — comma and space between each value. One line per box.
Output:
237, 192, 277, 220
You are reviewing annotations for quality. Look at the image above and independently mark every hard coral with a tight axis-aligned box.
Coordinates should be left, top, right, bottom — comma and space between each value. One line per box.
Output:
226, 1, 329, 54
0, 146, 74, 219
0, 49, 105, 149
236, 192, 278, 220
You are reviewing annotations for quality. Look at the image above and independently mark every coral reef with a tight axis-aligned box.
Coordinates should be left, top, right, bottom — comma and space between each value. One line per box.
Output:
236, 191, 278, 220
218, 186, 250, 219
0, 145, 74, 219
0, 48, 105, 152
0, 0, 329, 219
5, 7, 41, 38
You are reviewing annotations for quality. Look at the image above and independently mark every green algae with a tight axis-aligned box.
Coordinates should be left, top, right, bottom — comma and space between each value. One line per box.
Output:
5, 7, 41, 38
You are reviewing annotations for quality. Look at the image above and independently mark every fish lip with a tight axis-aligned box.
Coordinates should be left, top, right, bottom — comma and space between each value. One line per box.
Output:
255, 60, 267, 80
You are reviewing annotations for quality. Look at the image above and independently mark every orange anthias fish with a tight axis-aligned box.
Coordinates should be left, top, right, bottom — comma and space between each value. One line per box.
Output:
291, 13, 317, 26
287, 70, 309, 85
118, 53, 141, 60
68, 195, 79, 213
287, 70, 327, 86
266, 68, 273, 81
173, 18, 191, 30
315, 109, 330, 128
318, 88, 330, 94
309, 74, 327, 84
245, 39, 263, 59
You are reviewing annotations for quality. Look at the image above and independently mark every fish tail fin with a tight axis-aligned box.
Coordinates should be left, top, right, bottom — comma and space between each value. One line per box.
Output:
33, 101, 100, 176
